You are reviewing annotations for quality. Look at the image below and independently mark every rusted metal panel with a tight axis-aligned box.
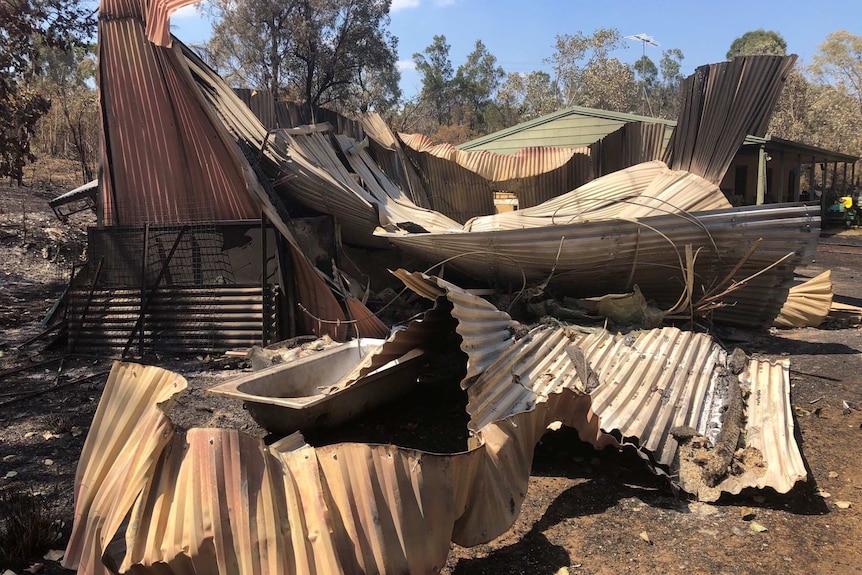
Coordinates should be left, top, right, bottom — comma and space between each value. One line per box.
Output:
399, 133, 595, 211
98, 0, 259, 225
67, 285, 275, 353
774, 270, 833, 328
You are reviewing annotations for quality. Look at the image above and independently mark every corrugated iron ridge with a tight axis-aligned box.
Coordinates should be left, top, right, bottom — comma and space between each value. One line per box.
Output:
66, 360, 612, 574
774, 270, 833, 328
382, 203, 819, 328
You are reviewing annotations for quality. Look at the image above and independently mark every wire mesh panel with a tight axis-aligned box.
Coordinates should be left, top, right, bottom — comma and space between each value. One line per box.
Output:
68, 221, 280, 356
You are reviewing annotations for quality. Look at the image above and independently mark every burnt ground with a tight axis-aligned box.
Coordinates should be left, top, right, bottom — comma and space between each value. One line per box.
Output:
0, 165, 861, 574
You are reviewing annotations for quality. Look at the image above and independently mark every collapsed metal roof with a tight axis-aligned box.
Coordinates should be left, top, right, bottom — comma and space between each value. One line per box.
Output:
63, 272, 807, 574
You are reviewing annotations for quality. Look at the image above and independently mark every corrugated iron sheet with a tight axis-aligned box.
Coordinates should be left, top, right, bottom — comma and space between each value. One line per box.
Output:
665, 55, 797, 183
774, 270, 833, 328
67, 285, 275, 353
382, 202, 819, 328
399, 133, 594, 210
64, 273, 807, 573
590, 122, 667, 177
98, 0, 259, 225
462, 161, 730, 232
390, 273, 806, 499
64, 360, 608, 574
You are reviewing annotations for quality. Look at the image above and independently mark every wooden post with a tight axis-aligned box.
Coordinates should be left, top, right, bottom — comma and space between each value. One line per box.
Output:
756, 145, 767, 205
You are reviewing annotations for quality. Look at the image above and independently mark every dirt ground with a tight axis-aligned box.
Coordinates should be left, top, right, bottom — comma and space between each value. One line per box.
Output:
1, 164, 861, 574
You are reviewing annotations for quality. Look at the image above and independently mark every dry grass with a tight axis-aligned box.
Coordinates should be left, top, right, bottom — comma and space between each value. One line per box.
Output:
0, 488, 61, 567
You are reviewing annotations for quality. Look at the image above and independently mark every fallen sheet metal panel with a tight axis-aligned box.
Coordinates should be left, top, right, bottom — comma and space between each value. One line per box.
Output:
774, 270, 833, 328
64, 273, 808, 573
382, 202, 820, 328
462, 161, 731, 232
64, 360, 609, 574
399, 133, 594, 211
665, 55, 797, 184
98, 0, 259, 225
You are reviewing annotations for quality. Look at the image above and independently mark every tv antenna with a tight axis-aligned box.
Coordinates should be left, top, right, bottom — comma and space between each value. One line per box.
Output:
625, 33, 659, 116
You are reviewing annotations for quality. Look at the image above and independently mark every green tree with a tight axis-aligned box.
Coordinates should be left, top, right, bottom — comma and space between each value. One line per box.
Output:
413, 34, 455, 126
453, 40, 505, 134
653, 48, 685, 119
497, 70, 559, 125
547, 28, 637, 112
811, 31, 862, 113
208, 0, 400, 116
0, 0, 94, 184
726, 29, 787, 59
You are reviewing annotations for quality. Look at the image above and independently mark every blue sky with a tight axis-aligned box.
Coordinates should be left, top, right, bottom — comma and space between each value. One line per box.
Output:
171, 0, 860, 100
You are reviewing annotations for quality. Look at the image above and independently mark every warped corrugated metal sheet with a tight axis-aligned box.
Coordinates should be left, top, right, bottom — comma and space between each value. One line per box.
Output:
382, 202, 820, 328
399, 133, 594, 210
99, 0, 259, 225
774, 270, 833, 328
398, 136, 495, 223
590, 122, 667, 177
64, 361, 610, 574
333, 134, 461, 232
665, 55, 797, 183
390, 273, 806, 499
463, 161, 730, 232
64, 273, 807, 573
359, 113, 432, 208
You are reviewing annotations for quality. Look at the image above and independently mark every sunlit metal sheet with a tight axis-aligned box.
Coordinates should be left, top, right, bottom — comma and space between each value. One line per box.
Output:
665, 55, 797, 183
774, 270, 833, 328
382, 202, 819, 328
64, 360, 609, 574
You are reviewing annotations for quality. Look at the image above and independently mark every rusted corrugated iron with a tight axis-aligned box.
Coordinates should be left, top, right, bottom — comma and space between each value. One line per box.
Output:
774, 270, 833, 328
590, 121, 667, 177
98, 0, 259, 225
64, 272, 808, 573
67, 285, 276, 353
665, 55, 797, 183
63, 360, 610, 574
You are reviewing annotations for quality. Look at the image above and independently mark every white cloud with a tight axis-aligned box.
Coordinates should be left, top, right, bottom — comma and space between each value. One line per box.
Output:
391, 0, 421, 12
397, 60, 417, 71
